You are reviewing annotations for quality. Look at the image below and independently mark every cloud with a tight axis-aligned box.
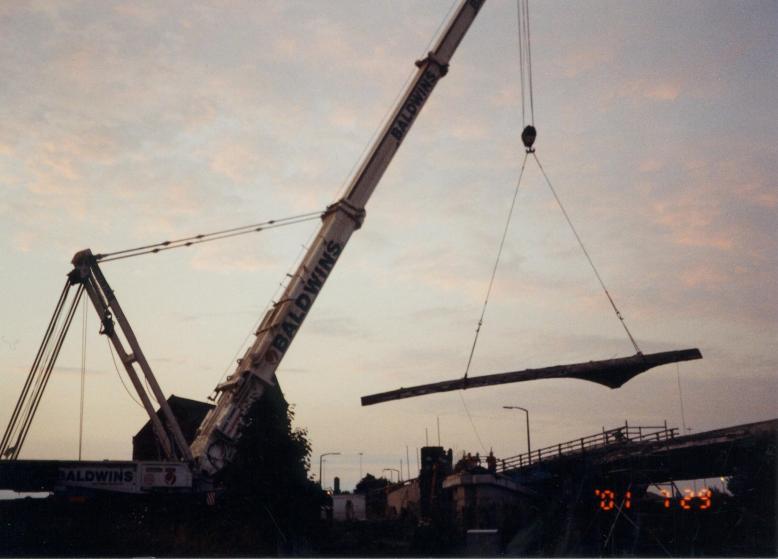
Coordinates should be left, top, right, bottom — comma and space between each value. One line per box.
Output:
11, 231, 36, 253
614, 78, 682, 102
679, 264, 730, 290
189, 252, 277, 274
53, 366, 106, 376
557, 44, 615, 78
306, 315, 367, 339
209, 143, 263, 183
651, 198, 734, 250
111, 3, 162, 25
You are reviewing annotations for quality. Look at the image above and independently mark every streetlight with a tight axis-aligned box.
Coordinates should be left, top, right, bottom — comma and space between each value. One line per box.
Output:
382, 468, 400, 483
319, 452, 341, 488
503, 406, 531, 463
358, 452, 364, 480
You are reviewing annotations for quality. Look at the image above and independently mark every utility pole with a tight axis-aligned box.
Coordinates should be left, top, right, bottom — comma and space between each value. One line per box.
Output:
503, 406, 531, 463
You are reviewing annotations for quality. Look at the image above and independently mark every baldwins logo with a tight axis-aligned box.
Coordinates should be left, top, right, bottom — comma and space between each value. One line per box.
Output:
59, 468, 134, 484
264, 240, 343, 364
389, 70, 439, 143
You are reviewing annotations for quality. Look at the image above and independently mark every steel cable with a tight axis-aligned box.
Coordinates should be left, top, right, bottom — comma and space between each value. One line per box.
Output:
463, 152, 530, 379
532, 152, 642, 354
11, 284, 85, 459
95, 211, 322, 263
0, 281, 71, 456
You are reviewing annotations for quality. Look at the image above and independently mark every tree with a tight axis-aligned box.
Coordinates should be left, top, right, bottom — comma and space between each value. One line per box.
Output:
220, 381, 325, 553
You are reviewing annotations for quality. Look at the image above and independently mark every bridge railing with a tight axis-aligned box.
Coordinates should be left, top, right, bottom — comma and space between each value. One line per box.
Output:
498, 421, 678, 472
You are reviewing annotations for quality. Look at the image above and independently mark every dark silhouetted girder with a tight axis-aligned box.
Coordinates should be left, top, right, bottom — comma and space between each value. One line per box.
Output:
361, 349, 702, 406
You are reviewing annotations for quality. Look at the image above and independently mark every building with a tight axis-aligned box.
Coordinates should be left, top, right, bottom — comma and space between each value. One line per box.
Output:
132, 395, 214, 461
332, 493, 367, 521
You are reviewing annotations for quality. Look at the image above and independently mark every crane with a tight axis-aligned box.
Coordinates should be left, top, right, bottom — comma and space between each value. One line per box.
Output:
0, 0, 487, 495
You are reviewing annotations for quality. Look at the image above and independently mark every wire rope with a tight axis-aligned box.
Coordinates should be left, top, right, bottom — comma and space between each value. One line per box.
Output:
463, 152, 530, 379
425, 0, 460, 55
455, 1, 535, 456
1, 281, 71, 456
523, 0, 535, 124
516, 0, 535, 127
516, 0, 526, 128
107, 339, 144, 409
12, 285, 72, 447
6, 284, 81, 459
457, 153, 529, 455
676, 362, 688, 433
455, 105, 530, 453
531, 153, 642, 354
458, 391, 488, 454
78, 295, 87, 460
12, 284, 85, 459
95, 211, 322, 263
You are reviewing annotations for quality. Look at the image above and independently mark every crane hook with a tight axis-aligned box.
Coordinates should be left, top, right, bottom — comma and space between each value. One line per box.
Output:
522, 125, 537, 153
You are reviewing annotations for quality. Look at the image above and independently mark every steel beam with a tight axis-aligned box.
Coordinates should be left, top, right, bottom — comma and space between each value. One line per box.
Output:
361, 349, 702, 406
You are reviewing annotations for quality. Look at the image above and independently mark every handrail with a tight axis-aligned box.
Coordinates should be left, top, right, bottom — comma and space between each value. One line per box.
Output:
497, 422, 678, 472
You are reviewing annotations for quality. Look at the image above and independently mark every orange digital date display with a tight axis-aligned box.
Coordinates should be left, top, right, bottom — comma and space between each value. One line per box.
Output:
594, 488, 712, 511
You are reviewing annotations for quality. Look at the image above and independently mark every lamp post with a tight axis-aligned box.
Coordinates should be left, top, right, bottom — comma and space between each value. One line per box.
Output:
503, 406, 531, 463
382, 468, 400, 483
319, 452, 341, 488
358, 452, 364, 480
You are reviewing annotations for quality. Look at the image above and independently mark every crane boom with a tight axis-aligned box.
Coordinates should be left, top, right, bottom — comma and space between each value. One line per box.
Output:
190, 0, 486, 476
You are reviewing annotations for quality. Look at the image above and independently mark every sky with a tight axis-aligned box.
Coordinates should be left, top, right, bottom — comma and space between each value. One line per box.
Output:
0, 0, 776, 491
